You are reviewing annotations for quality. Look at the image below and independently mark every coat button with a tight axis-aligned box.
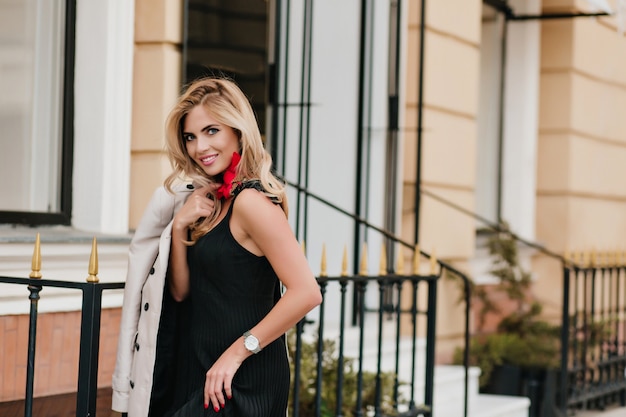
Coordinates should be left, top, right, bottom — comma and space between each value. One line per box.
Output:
149, 267, 155, 275
187, 184, 194, 189
130, 380, 134, 389
144, 303, 149, 311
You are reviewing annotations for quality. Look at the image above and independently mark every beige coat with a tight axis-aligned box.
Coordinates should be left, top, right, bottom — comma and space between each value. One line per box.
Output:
112, 184, 193, 417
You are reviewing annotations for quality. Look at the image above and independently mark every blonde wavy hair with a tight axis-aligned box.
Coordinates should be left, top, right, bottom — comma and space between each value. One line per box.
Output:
164, 77, 287, 242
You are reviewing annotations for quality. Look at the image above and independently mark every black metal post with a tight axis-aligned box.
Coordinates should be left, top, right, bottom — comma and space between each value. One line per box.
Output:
409, 277, 419, 410
354, 280, 367, 417
374, 279, 386, 417
560, 265, 571, 414
314, 281, 326, 417
414, 0, 426, 244
352, 0, 371, 326
463, 273, 471, 417
291, 319, 305, 417
294, 0, 313, 243
279, 0, 291, 173
424, 277, 437, 415
393, 280, 403, 408
75, 284, 103, 417
335, 280, 348, 416
24, 283, 42, 417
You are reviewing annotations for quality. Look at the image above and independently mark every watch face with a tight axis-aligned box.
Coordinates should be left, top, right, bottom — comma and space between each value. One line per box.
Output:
245, 335, 259, 351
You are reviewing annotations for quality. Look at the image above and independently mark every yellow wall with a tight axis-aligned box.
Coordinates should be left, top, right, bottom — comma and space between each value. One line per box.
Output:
129, 0, 184, 229
534, 6, 626, 315
403, 0, 483, 360
125, 0, 626, 361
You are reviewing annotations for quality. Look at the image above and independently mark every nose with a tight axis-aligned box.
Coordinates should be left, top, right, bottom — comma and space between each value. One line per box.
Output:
195, 135, 212, 152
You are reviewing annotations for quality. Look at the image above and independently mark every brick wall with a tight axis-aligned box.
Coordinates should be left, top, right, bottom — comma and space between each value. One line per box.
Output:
0, 308, 122, 402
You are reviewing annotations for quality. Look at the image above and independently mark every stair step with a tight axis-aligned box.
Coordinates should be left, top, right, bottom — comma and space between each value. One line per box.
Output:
434, 393, 530, 417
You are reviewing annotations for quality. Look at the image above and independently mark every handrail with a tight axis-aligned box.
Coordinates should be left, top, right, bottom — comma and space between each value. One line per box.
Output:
420, 187, 565, 262
283, 178, 473, 417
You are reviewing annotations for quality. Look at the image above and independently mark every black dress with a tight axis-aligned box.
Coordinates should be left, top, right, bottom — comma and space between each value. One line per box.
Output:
166, 185, 289, 417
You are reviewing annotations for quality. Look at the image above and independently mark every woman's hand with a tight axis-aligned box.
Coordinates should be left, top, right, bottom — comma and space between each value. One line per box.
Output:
203, 340, 249, 412
169, 184, 218, 301
172, 185, 217, 233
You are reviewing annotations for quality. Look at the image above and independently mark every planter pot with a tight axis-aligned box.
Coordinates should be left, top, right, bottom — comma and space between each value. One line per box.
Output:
481, 364, 559, 417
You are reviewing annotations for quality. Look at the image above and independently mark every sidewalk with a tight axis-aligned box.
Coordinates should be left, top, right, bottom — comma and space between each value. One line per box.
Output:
575, 406, 626, 417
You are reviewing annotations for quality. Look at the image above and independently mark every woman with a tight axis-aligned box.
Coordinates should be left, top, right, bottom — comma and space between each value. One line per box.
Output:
112, 77, 322, 417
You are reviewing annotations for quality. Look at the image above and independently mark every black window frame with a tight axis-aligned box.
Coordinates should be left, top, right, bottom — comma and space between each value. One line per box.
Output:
0, 0, 75, 226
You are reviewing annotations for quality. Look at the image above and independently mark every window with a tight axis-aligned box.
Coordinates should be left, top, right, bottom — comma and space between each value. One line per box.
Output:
183, 0, 269, 134
0, 0, 74, 225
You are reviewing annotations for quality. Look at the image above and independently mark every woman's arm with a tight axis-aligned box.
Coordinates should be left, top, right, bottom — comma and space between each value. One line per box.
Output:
233, 189, 323, 346
168, 185, 217, 301
203, 189, 322, 411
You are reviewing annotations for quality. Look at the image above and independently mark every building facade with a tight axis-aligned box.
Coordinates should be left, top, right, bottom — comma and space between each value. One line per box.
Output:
1, 0, 625, 406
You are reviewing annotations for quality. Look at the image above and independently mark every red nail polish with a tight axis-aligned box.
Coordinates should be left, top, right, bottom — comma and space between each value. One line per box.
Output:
227, 394, 232, 399
204, 403, 208, 409
214, 406, 219, 412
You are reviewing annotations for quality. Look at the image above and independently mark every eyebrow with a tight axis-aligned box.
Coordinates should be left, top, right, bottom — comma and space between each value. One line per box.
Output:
181, 124, 219, 136
201, 124, 219, 132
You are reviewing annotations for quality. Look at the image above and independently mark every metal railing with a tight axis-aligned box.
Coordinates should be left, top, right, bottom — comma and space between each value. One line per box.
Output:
286, 181, 474, 417
289, 245, 441, 417
561, 257, 626, 413
0, 228, 471, 417
0, 235, 124, 417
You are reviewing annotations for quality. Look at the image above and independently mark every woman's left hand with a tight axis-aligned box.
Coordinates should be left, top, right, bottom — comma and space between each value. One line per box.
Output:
203, 341, 249, 412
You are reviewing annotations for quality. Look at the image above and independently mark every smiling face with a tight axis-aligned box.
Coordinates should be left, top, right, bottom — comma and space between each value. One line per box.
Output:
182, 105, 241, 179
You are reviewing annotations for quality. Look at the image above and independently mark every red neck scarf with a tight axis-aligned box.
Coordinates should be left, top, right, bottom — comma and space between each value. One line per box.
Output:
215, 152, 241, 200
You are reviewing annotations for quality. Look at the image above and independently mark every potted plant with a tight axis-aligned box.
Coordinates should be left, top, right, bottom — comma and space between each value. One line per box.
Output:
453, 223, 561, 416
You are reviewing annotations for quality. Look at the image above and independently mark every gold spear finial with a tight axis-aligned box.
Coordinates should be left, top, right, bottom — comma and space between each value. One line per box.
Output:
359, 242, 368, 276
590, 248, 597, 268
341, 245, 349, 277
579, 250, 586, 267
379, 244, 387, 276
413, 244, 420, 275
599, 250, 607, 267
320, 243, 328, 277
29, 233, 42, 279
430, 249, 438, 275
607, 250, 615, 267
396, 245, 405, 276
86, 237, 99, 283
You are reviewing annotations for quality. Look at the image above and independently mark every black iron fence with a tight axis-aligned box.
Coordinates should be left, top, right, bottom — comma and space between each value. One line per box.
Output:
290, 269, 440, 417
0, 234, 467, 417
561, 258, 626, 413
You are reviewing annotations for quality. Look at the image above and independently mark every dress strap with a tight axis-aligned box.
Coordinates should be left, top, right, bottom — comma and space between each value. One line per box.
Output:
232, 180, 280, 204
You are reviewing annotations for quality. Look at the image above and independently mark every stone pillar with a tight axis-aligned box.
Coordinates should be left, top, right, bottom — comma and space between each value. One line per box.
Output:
129, 0, 184, 228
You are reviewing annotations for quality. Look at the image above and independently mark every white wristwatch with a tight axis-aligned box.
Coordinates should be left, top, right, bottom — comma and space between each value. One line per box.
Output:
243, 331, 261, 354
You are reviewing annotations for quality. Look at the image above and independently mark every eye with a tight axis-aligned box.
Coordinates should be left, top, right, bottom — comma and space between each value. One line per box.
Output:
207, 127, 219, 135
182, 133, 195, 142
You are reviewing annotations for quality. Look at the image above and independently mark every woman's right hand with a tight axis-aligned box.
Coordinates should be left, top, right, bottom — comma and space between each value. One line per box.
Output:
169, 185, 218, 301
172, 185, 218, 233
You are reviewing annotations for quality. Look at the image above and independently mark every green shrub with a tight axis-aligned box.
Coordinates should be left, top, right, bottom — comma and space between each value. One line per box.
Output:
287, 331, 405, 417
